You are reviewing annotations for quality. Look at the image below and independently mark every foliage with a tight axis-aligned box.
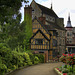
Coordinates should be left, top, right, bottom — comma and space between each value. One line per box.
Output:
0, 63, 7, 75
34, 54, 44, 63
34, 56, 39, 64
62, 68, 68, 73
0, 0, 45, 75
0, 0, 28, 25
60, 53, 75, 65
23, 52, 32, 65
59, 53, 75, 74
24, 13, 32, 50
28, 53, 34, 64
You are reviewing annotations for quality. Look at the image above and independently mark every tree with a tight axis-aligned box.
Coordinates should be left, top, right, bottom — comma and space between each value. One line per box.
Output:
0, 0, 29, 50
0, 0, 28, 24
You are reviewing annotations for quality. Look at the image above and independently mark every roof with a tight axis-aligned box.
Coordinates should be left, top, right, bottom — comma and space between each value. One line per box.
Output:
66, 14, 72, 27
46, 20, 66, 30
36, 2, 58, 18
32, 16, 52, 36
44, 25, 55, 31
30, 29, 50, 41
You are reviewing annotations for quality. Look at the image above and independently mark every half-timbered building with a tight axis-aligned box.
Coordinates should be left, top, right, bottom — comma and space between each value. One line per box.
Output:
24, 0, 66, 62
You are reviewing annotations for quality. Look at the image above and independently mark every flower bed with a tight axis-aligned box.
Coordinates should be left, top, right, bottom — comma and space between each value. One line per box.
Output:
55, 68, 67, 75
55, 64, 75, 75
58, 53, 75, 75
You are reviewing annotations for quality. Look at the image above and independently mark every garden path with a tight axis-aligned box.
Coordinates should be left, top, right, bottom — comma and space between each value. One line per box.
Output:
7, 62, 64, 75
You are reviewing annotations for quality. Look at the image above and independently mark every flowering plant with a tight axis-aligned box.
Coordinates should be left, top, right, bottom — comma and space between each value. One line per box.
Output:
60, 53, 75, 65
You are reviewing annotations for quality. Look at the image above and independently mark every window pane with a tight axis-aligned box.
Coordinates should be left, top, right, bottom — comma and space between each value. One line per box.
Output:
53, 39, 57, 47
35, 39, 43, 45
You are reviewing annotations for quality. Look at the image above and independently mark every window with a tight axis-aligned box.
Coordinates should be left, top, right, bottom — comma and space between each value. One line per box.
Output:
53, 31, 58, 36
67, 32, 69, 36
35, 39, 43, 45
70, 32, 72, 36
53, 39, 57, 47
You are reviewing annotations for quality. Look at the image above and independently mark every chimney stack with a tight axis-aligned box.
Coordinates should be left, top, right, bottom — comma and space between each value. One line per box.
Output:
24, 5, 32, 20
38, 17, 46, 24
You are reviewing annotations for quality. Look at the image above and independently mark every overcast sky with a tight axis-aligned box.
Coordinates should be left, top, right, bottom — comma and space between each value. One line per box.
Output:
20, 0, 75, 27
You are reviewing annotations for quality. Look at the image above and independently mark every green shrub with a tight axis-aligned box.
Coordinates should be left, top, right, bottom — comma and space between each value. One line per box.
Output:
34, 56, 39, 64
69, 67, 73, 72
24, 52, 32, 65
28, 53, 34, 64
34, 54, 44, 63
62, 68, 68, 73
11, 51, 24, 68
67, 72, 73, 75
63, 65, 67, 68
73, 71, 75, 74
23, 63, 27, 66
59, 66, 62, 71
38, 54, 44, 63
0, 64, 7, 75
28, 62, 32, 66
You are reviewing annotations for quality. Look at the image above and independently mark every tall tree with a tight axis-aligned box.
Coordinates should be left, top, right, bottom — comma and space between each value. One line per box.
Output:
0, 0, 29, 49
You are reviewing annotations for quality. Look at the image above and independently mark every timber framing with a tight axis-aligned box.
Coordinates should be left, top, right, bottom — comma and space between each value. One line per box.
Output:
30, 29, 50, 41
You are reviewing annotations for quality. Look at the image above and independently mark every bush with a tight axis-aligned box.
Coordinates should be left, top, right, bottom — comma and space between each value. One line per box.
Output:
63, 65, 67, 68
24, 52, 32, 65
38, 54, 44, 63
34, 56, 39, 64
11, 51, 24, 68
0, 64, 7, 75
67, 72, 73, 75
0, 43, 44, 75
62, 68, 68, 73
59, 66, 62, 71
28, 53, 34, 64
34, 54, 44, 63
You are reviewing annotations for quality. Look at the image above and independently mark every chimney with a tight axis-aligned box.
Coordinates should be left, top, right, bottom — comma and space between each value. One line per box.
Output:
24, 5, 32, 20
38, 16, 46, 24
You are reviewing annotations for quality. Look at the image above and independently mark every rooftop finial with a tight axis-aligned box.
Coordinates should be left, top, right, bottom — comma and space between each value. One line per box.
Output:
68, 13, 70, 21
51, 0, 53, 10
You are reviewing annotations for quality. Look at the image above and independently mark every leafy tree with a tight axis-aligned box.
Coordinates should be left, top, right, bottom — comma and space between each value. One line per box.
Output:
0, 0, 29, 50
0, 0, 28, 25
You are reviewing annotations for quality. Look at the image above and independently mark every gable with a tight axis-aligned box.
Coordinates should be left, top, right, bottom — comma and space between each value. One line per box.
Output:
30, 30, 50, 47
30, 29, 50, 41
32, 18, 50, 39
30, 1, 42, 19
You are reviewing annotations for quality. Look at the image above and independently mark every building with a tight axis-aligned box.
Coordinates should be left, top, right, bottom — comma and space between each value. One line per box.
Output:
65, 14, 75, 53
24, 0, 66, 62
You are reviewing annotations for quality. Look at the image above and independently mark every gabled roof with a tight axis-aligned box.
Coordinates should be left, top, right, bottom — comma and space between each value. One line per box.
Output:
32, 16, 52, 36
30, 29, 50, 41
44, 25, 55, 31
36, 2, 58, 18
46, 20, 66, 30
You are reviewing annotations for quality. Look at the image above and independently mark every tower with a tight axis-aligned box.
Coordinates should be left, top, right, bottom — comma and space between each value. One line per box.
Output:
66, 13, 72, 27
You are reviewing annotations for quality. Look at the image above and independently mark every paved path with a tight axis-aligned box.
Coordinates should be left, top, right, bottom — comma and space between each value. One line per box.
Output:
8, 62, 64, 75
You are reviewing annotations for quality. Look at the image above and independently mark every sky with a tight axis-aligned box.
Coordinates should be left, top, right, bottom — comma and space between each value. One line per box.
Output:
20, 0, 75, 27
